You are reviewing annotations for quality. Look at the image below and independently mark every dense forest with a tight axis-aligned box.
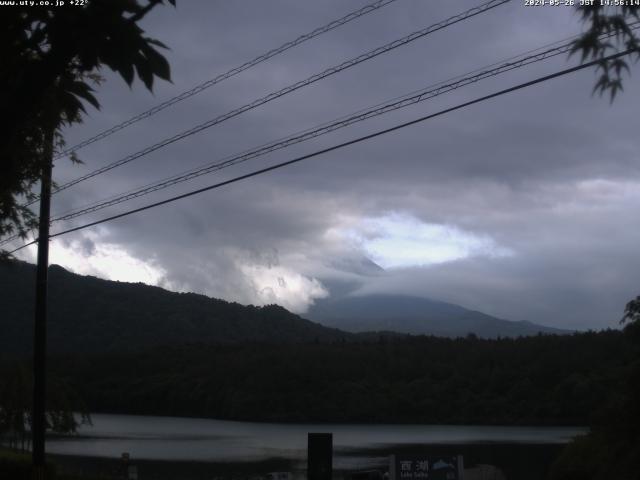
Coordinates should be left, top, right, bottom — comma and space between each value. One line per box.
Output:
549, 318, 640, 480
38, 330, 632, 426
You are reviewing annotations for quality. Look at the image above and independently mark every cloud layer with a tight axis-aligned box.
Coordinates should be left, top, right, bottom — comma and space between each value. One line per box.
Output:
13, 0, 640, 329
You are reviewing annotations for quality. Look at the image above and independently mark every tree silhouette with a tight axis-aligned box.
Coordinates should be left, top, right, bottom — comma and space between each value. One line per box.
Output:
622, 295, 640, 325
0, 0, 175, 242
571, 5, 640, 101
0, 363, 90, 452
551, 294, 640, 480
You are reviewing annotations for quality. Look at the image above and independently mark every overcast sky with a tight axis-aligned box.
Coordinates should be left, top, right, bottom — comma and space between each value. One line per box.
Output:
14, 0, 640, 330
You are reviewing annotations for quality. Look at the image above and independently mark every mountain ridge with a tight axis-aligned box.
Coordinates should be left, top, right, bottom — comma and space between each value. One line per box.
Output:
0, 260, 351, 355
0, 261, 568, 357
307, 293, 569, 338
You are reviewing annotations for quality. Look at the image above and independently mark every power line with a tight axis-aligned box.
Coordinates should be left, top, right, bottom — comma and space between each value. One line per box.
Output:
49, 39, 581, 223
25, 0, 510, 206
46, 23, 639, 224
3, 27, 574, 248
54, 0, 400, 161
8, 49, 632, 255
0, 32, 577, 248
41, 29, 605, 223
2, 25, 634, 248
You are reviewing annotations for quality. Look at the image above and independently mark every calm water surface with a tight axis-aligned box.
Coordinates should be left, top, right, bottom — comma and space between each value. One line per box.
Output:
46, 413, 586, 468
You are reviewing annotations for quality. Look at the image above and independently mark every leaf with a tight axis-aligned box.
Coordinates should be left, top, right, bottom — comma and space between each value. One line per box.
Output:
146, 38, 169, 49
608, 78, 623, 103
134, 55, 154, 90
67, 80, 101, 110
142, 41, 171, 82
591, 74, 609, 97
611, 58, 630, 76
119, 59, 135, 86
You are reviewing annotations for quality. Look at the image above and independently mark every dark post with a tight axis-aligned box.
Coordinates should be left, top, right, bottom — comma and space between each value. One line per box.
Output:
33, 128, 54, 478
308, 433, 333, 480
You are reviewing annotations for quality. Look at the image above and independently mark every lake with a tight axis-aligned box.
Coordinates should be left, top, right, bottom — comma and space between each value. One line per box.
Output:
46, 413, 586, 471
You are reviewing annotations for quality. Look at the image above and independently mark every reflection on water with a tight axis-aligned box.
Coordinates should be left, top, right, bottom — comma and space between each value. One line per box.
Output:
46, 413, 586, 469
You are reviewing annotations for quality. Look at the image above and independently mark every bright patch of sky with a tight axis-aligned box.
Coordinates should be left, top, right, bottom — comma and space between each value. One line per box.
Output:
237, 261, 328, 313
16, 230, 329, 314
339, 212, 512, 269
21, 232, 167, 285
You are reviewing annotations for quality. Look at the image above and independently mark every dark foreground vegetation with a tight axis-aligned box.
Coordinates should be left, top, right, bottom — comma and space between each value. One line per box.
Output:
548, 320, 640, 480
0, 447, 106, 480
38, 330, 631, 426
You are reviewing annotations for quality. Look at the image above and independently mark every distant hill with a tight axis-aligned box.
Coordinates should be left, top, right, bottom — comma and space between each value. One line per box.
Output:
0, 260, 352, 355
307, 294, 569, 338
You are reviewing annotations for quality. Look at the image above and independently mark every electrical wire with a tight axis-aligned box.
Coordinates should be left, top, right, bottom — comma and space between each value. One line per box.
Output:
50, 40, 579, 222
45, 24, 640, 223
8, 49, 633, 255
54, 0, 400, 161
2, 24, 636, 248
25, 0, 510, 206
46, 28, 599, 222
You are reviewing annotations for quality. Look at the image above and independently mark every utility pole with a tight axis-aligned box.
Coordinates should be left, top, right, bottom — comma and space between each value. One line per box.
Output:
33, 127, 54, 479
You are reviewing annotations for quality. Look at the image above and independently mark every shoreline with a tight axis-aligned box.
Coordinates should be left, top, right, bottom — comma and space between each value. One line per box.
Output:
50, 453, 298, 480
46, 442, 567, 480
78, 409, 589, 428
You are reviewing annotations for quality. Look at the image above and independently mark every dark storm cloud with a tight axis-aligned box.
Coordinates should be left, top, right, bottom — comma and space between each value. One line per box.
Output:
17, 0, 640, 327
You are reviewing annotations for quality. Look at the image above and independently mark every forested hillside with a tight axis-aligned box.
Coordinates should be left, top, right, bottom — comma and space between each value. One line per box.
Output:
1, 261, 569, 357
0, 260, 351, 355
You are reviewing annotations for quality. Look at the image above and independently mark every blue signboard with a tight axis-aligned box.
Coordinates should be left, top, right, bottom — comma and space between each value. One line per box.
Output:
390, 454, 463, 480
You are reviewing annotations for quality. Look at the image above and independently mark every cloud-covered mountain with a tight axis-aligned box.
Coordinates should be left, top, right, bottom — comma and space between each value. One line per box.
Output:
307, 294, 569, 338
